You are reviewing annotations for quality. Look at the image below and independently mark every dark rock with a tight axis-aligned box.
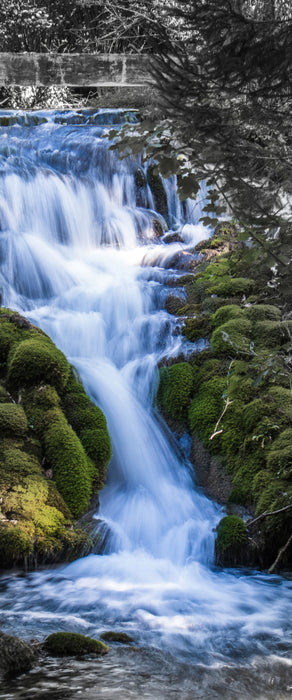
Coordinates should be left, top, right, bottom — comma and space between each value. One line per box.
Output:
0, 631, 37, 676
163, 231, 184, 244
191, 436, 232, 504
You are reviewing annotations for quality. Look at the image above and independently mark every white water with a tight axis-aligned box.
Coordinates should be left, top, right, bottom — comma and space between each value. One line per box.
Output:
0, 111, 291, 674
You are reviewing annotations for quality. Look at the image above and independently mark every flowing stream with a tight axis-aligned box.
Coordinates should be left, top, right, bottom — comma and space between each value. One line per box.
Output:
0, 110, 291, 699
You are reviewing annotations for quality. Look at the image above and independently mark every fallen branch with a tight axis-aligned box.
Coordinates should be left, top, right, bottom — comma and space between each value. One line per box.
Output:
210, 397, 232, 440
268, 533, 292, 574
246, 503, 292, 528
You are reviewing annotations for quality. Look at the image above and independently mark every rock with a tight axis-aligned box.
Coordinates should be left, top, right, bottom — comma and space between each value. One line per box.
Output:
0, 631, 37, 676
100, 631, 134, 644
43, 632, 109, 657
163, 231, 184, 244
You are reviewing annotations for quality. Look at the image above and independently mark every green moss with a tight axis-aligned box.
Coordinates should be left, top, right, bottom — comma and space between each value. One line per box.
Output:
0, 526, 33, 568
228, 375, 255, 402
0, 385, 10, 402
230, 453, 265, 503
220, 399, 246, 459
80, 428, 111, 474
100, 631, 134, 643
181, 316, 211, 342
211, 305, 244, 328
0, 320, 23, 364
157, 362, 194, 421
8, 338, 70, 393
244, 304, 281, 322
0, 404, 28, 437
43, 633, 109, 657
252, 470, 271, 498
211, 318, 252, 355
189, 376, 226, 447
44, 409, 91, 518
209, 277, 255, 297
216, 515, 247, 554
253, 321, 290, 348
266, 429, 292, 477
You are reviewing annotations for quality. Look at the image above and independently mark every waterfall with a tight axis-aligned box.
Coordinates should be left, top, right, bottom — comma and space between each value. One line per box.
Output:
0, 110, 291, 668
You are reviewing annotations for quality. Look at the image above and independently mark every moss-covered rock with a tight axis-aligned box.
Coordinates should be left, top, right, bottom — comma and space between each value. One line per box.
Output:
0, 404, 28, 437
0, 526, 33, 569
209, 277, 255, 298
252, 321, 291, 349
43, 632, 109, 657
43, 409, 92, 518
8, 337, 70, 393
215, 515, 248, 565
211, 305, 244, 328
100, 631, 134, 644
181, 316, 211, 342
157, 362, 194, 422
189, 376, 226, 447
244, 304, 281, 322
211, 318, 252, 355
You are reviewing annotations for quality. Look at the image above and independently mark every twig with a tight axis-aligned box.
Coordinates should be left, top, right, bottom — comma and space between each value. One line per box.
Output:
268, 533, 292, 574
246, 503, 292, 528
210, 397, 232, 440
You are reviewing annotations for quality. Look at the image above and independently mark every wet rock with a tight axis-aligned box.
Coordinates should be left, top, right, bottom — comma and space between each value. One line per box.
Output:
191, 435, 232, 504
0, 631, 37, 676
165, 295, 185, 316
164, 251, 197, 271
100, 631, 134, 644
43, 632, 109, 657
163, 231, 184, 244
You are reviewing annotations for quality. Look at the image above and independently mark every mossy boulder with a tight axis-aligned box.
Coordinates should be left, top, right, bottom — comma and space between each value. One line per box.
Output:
266, 429, 292, 478
211, 318, 252, 355
244, 304, 281, 322
252, 321, 291, 349
215, 515, 248, 566
0, 527, 33, 569
43, 632, 109, 657
0, 631, 37, 676
8, 337, 70, 393
100, 631, 134, 644
211, 305, 244, 328
43, 409, 92, 518
209, 277, 255, 297
0, 404, 28, 437
181, 316, 211, 342
157, 362, 194, 421
189, 376, 226, 447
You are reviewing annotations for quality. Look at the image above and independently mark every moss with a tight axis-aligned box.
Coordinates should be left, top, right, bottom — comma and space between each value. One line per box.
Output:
194, 359, 225, 388
266, 429, 292, 477
0, 385, 10, 402
255, 481, 284, 515
209, 277, 255, 297
230, 453, 265, 503
244, 304, 281, 322
0, 404, 28, 437
80, 428, 111, 473
211, 305, 244, 328
43, 633, 109, 657
45, 481, 72, 519
43, 409, 91, 518
181, 316, 212, 342
165, 295, 185, 316
216, 515, 247, 554
211, 318, 252, 355
228, 375, 255, 403
8, 337, 70, 393
253, 321, 291, 349
220, 399, 246, 459
157, 362, 194, 421
252, 470, 272, 499
0, 526, 33, 568
100, 631, 134, 643
189, 376, 226, 447
0, 320, 24, 364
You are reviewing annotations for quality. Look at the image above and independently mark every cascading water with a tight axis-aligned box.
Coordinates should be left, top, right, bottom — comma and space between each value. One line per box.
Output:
0, 110, 291, 699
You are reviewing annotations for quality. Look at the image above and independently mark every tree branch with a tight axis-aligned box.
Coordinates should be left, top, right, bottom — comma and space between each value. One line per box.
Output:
268, 533, 292, 574
246, 503, 292, 528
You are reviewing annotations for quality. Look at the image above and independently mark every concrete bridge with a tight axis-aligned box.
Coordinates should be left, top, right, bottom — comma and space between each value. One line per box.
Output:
0, 53, 153, 88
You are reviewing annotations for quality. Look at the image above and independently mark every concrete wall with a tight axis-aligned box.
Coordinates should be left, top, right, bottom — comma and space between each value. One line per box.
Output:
0, 53, 153, 87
